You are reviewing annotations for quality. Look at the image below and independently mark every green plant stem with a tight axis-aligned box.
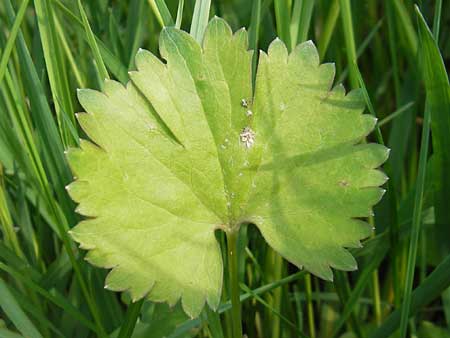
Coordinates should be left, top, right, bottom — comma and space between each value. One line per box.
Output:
398, 33, 433, 338
226, 228, 243, 338
305, 273, 316, 338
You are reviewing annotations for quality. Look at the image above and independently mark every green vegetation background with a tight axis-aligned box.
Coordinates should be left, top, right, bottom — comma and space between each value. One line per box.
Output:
0, 0, 449, 337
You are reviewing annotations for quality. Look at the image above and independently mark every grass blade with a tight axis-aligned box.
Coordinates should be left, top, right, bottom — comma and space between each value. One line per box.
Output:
249, 0, 261, 84
331, 246, 388, 337
416, 2, 450, 328
33, 0, 76, 147
339, 0, 357, 88
77, 0, 110, 84
0, 262, 100, 334
392, 0, 418, 56
290, 0, 315, 48
117, 299, 144, 338
147, 0, 175, 27
53, 0, 128, 83
175, 0, 185, 29
370, 253, 450, 338
0, 278, 43, 338
318, 0, 339, 60
0, 0, 29, 84
190, 0, 211, 43
273, 0, 291, 48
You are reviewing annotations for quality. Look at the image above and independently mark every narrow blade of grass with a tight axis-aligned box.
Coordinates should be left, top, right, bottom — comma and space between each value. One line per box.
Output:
77, 0, 110, 84
0, 0, 29, 84
370, 253, 450, 338
0, 328, 23, 338
0, 278, 43, 338
240, 283, 307, 337
53, 0, 128, 83
290, 0, 315, 48
416, 2, 450, 328
0, 262, 100, 334
273, 0, 291, 48
125, 0, 146, 67
33, 0, 76, 147
175, 0, 185, 29
147, 0, 175, 27
392, 0, 418, 56
378, 101, 415, 128
117, 299, 144, 338
318, 0, 339, 60
339, 0, 357, 88
190, 0, 211, 43
331, 246, 388, 337
249, 0, 261, 85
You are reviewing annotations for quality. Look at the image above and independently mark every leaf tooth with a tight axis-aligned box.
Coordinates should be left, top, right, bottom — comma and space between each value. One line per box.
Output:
306, 262, 334, 282
267, 37, 288, 62
103, 79, 126, 97
318, 62, 336, 90
181, 291, 206, 319
329, 249, 358, 271
105, 266, 131, 292
330, 83, 346, 98
289, 40, 320, 67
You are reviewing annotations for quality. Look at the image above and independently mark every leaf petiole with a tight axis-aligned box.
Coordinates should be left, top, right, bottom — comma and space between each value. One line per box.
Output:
226, 228, 243, 338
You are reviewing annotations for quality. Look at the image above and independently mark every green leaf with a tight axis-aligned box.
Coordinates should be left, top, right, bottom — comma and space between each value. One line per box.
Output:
0, 278, 43, 338
66, 18, 388, 318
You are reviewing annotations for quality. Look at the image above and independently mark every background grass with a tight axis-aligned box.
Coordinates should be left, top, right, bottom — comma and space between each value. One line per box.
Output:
0, 0, 450, 337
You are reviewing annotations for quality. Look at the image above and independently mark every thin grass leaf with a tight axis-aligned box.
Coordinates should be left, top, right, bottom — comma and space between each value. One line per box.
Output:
9, 288, 65, 338
0, 167, 23, 257
0, 262, 100, 334
273, 0, 291, 48
290, 0, 315, 48
331, 245, 388, 337
337, 19, 383, 83
0, 278, 43, 338
370, 253, 450, 338
0, 0, 29, 84
432, 0, 442, 40
240, 283, 307, 337
0, 328, 23, 338
416, 2, 450, 329
378, 101, 415, 128
125, 0, 146, 67
204, 307, 225, 338
248, 0, 261, 84
339, 0, 357, 88
175, 0, 185, 29
318, 0, 339, 60
190, 0, 211, 43
392, 0, 418, 56
117, 299, 144, 338
77, 0, 110, 83
147, 0, 175, 27
33, 0, 76, 147
172, 271, 307, 337
52, 0, 128, 83
54, 14, 86, 88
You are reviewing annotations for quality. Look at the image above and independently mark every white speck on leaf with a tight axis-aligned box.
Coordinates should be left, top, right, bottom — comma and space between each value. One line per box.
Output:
240, 127, 256, 148
241, 99, 248, 108
246, 110, 253, 117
